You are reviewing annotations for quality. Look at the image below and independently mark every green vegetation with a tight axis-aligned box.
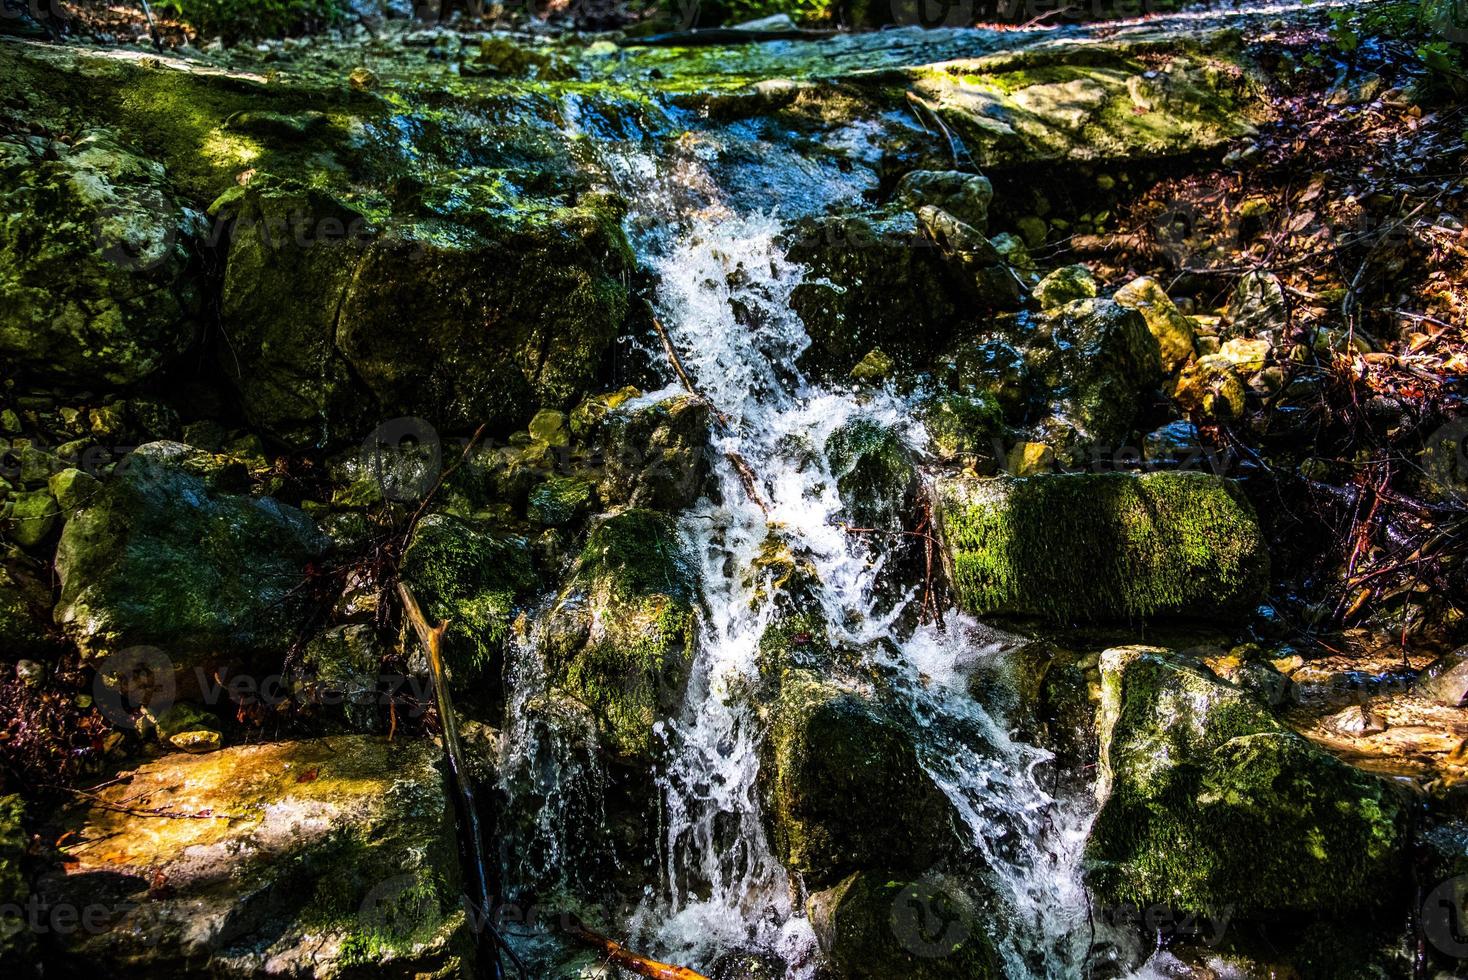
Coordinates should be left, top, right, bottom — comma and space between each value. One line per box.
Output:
1330, 1, 1468, 96
156, 0, 347, 40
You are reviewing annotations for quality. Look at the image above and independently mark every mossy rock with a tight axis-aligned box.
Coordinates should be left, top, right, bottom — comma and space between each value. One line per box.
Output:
759, 671, 960, 888
935, 471, 1269, 623
786, 211, 977, 378
599, 394, 714, 512
219, 182, 634, 448
0, 549, 51, 655
401, 513, 538, 689
0, 795, 31, 971
53, 442, 329, 667
1033, 264, 1098, 311
807, 871, 1002, 980
825, 418, 918, 530
541, 510, 700, 761
921, 394, 1005, 463
0, 130, 202, 387
1085, 647, 1409, 919
527, 475, 597, 528
1113, 276, 1197, 373
895, 170, 994, 233
36, 737, 472, 977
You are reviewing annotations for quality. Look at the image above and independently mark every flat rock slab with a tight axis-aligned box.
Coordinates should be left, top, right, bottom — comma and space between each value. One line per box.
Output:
38, 736, 473, 978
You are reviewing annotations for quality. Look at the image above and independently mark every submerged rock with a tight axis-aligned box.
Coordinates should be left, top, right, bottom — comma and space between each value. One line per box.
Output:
0, 130, 202, 387
807, 871, 1001, 980
1085, 647, 1408, 918
37, 737, 472, 977
219, 183, 634, 448
54, 443, 329, 667
759, 671, 960, 887
541, 510, 699, 761
935, 471, 1269, 622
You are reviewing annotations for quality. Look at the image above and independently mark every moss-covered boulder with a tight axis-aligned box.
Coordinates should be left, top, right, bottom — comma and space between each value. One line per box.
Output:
807, 870, 1001, 980
36, 737, 472, 977
219, 183, 634, 448
0, 548, 51, 656
1112, 276, 1197, 373
541, 510, 699, 761
825, 418, 918, 529
0, 130, 202, 387
1085, 647, 1409, 918
935, 472, 1269, 622
400, 513, 538, 689
759, 671, 960, 887
599, 394, 714, 512
1033, 264, 1098, 310
53, 442, 330, 666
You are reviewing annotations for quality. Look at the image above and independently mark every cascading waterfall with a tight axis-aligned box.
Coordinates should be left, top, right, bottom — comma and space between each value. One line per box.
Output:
499, 92, 1115, 979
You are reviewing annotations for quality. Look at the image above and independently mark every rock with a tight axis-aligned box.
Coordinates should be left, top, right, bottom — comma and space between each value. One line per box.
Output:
541, 510, 699, 760
1142, 420, 1203, 466
54, 443, 329, 667
0, 130, 202, 387
935, 472, 1269, 622
807, 871, 1001, 980
0, 548, 50, 655
921, 394, 1003, 463
1016, 299, 1164, 455
1005, 440, 1053, 476
895, 170, 994, 232
1033, 264, 1097, 310
4, 488, 57, 549
48, 467, 102, 514
1218, 337, 1271, 373
37, 738, 473, 977
760, 672, 960, 887
218, 183, 632, 449
1416, 645, 1468, 707
850, 349, 895, 384
149, 702, 222, 752
400, 513, 537, 690
940, 338, 1031, 420
1087, 647, 1408, 918
1171, 353, 1247, 420
297, 624, 385, 731
914, 206, 1026, 309
527, 409, 570, 447
787, 212, 985, 376
0, 795, 31, 971
526, 475, 597, 528
1228, 270, 1288, 337
1014, 215, 1048, 249
599, 394, 713, 512
825, 418, 918, 530
1112, 276, 1197, 373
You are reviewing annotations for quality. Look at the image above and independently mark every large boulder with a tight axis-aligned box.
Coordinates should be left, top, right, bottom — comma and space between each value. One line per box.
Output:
54, 443, 330, 668
540, 510, 700, 761
1085, 647, 1409, 918
218, 183, 634, 448
36, 737, 473, 977
0, 130, 202, 386
759, 671, 960, 888
807, 870, 1001, 980
400, 513, 538, 691
935, 472, 1269, 622
824, 418, 918, 530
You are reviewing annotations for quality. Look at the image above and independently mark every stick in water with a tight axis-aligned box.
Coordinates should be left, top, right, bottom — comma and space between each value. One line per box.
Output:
566, 919, 712, 980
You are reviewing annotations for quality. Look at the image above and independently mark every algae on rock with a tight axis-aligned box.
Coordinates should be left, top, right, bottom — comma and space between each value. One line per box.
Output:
935, 471, 1269, 622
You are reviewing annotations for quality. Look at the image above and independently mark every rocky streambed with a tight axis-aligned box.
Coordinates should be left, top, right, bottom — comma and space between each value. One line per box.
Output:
1, 3, 1466, 979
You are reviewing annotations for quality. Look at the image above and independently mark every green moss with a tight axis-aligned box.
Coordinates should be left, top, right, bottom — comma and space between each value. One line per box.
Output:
0, 794, 30, 966
825, 418, 917, 529
1086, 649, 1409, 918
938, 472, 1269, 622
527, 475, 596, 528
578, 509, 698, 605
401, 513, 538, 685
920, 394, 1005, 461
